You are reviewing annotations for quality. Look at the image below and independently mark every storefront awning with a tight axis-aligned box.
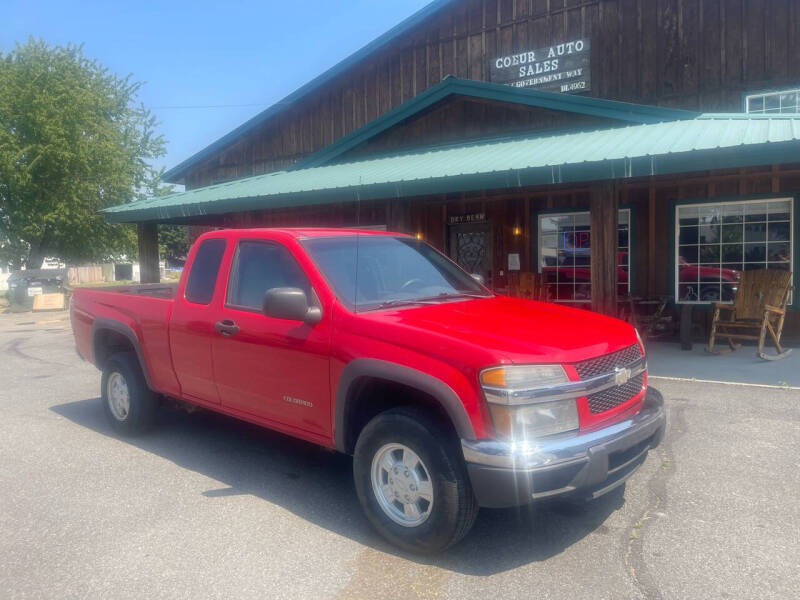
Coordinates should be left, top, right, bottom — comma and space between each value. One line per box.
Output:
104, 114, 800, 224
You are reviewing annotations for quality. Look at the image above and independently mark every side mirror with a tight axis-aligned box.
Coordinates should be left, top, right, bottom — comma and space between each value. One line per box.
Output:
471, 273, 485, 285
262, 287, 322, 324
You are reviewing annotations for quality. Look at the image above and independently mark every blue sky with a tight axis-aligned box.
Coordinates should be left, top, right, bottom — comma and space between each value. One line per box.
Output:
2, 0, 433, 173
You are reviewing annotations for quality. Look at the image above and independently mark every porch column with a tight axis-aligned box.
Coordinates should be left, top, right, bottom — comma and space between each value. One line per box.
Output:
137, 223, 160, 283
590, 181, 619, 316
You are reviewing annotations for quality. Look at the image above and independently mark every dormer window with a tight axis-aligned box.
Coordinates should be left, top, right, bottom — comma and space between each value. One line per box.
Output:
745, 89, 800, 114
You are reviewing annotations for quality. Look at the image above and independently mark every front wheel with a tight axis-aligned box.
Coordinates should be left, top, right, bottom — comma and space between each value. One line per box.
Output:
353, 407, 478, 553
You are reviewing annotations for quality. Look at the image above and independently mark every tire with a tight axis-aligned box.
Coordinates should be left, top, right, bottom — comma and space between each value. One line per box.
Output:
353, 407, 478, 553
101, 352, 158, 435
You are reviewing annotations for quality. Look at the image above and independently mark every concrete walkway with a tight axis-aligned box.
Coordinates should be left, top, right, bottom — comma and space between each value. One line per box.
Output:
646, 339, 800, 388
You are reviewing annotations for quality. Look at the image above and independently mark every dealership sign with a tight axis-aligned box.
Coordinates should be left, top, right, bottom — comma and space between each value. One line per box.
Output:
489, 38, 591, 93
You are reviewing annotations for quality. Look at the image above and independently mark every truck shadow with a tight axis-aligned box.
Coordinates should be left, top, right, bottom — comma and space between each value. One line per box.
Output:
51, 398, 624, 576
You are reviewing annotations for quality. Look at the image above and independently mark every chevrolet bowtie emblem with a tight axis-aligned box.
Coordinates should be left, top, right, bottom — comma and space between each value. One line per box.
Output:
614, 367, 631, 386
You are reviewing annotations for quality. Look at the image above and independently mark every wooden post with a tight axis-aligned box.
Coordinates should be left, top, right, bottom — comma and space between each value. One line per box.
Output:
648, 181, 656, 296
137, 223, 160, 284
590, 181, 619, 316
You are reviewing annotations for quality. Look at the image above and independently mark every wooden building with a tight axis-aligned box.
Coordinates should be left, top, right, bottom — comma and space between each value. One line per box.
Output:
107, 0, 800, 333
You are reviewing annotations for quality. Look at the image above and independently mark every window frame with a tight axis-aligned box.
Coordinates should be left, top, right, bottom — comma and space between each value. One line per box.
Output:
672, 196, 795, 306
535, 208, 633, 303
744, 87, 800, 114
224, 239, 314, 314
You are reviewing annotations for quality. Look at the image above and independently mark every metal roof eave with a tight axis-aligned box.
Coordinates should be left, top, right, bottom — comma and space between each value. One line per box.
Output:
105, 139, 800, 224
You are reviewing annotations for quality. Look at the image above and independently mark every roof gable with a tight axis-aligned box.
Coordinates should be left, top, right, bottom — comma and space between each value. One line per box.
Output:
292, 77, 699, 169
318, 95, 635, 164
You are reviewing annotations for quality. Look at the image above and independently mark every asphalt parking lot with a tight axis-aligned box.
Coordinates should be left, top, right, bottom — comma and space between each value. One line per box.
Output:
1, 311, 798, 599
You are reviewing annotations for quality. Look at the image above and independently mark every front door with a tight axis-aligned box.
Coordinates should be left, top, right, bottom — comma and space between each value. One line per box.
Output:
211, 240, 331, 438
449, 223, 493, 286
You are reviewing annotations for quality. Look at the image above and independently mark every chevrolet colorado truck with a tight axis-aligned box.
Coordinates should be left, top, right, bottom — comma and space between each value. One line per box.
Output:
71, 228, 665, 553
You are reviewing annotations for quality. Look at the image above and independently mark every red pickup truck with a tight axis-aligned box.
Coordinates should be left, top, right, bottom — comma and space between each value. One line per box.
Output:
71, 228, 665, 553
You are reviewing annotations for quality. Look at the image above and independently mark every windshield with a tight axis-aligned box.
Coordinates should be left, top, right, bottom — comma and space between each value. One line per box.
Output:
302, 235, 491, 310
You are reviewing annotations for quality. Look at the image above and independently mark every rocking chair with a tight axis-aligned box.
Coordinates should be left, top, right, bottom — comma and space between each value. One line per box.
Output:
707, 268, 793, 360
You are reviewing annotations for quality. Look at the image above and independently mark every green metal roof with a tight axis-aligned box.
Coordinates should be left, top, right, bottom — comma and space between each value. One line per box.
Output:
105, 114, 800, 224
292, 77, 698, 169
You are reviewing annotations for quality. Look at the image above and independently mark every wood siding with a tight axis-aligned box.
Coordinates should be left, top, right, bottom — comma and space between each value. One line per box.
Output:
183, 0, 800, 189
337, 96, 615, 161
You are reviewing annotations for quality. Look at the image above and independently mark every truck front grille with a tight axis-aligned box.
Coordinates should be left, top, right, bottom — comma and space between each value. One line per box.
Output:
586, 373, 646, 414
574, 344, 642, 379
574, 344, 645, 415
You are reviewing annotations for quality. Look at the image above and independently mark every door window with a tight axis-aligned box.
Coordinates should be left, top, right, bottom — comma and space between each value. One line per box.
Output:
184, 238, 226, 304
448, 224, 493, 285
227, 241, 311, 310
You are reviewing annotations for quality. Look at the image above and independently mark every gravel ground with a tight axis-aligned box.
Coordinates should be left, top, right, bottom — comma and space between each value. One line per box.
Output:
0, 311, 798, 599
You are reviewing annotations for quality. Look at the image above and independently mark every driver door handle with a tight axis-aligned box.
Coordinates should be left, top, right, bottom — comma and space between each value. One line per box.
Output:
214, 319, 240, 337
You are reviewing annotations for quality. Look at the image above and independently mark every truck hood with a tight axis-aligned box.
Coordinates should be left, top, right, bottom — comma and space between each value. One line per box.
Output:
358, 295, 638, 365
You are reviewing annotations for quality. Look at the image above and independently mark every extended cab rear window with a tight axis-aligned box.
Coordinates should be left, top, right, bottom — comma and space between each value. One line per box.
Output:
185, 238, 226, 304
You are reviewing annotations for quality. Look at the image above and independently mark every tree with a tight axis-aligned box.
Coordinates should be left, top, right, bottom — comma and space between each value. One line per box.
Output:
159, 224, 189, 266
0, 38, 166, 268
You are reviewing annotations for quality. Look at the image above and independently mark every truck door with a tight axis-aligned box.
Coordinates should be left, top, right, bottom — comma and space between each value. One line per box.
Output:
169, 237, 228, 405
211, 239, 331, 438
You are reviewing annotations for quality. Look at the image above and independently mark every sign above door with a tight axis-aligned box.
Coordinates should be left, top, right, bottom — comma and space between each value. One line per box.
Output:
448, 212, 486, 225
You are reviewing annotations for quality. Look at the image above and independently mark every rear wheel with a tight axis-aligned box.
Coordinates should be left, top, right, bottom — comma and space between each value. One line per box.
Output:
101, 352, 157, 435
353, 407, 478, 553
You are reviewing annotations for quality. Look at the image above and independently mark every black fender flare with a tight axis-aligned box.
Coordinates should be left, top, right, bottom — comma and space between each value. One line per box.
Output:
334, 358, 477, 453
91, 318, 154, 390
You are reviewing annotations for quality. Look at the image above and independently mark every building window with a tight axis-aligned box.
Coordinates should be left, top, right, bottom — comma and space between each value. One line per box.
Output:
538, 209, 630, 302
745, 89, 800, 113
675, 198, 793, 303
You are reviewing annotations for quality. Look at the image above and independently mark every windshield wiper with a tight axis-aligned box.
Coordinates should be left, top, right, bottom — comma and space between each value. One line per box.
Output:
367, 292, 491, 311
431, 292, 491, 300
372, 298, 443, 309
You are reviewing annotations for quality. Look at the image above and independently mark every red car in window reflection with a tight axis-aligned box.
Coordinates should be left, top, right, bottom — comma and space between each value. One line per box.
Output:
677, 257, 740, 302
541, 250, 629, 301
541, 253, 740, 302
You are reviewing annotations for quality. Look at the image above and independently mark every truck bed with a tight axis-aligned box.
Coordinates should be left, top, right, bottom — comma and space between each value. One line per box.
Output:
71, 283, 181, 397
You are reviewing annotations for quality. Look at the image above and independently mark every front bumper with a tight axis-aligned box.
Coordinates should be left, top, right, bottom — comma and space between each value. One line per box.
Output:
462, 388, 666, 508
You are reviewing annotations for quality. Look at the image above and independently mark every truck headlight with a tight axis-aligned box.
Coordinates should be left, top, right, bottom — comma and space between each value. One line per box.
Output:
487, 400, 579, 439
480, 365, 578, 439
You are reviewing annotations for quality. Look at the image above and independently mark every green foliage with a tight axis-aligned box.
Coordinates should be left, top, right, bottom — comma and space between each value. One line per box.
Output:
159, 224, 189, 263
0, 38, 167, 268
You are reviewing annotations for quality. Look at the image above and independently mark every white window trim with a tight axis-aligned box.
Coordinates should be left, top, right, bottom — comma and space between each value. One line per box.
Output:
745, 88, 800, 113
537, 208, 631, 302
673, 197, 794, 305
